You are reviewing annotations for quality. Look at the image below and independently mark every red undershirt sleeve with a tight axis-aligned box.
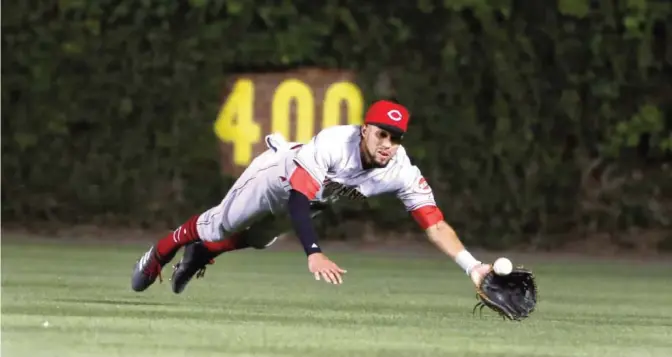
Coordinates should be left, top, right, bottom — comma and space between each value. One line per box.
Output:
289, 165, 320, 200
411, 205, 444, 230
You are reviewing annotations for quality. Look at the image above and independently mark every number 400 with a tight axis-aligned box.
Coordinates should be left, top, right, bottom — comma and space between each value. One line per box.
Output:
214, 78, 364, 166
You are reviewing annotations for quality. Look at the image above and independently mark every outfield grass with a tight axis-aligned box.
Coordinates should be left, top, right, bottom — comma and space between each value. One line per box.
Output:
2, 240, 672, 357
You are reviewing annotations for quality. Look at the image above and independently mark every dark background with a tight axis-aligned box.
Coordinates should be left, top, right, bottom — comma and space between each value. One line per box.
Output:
2, 0, 671, 253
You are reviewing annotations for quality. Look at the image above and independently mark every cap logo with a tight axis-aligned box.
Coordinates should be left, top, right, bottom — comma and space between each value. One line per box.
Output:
387, 109, 403, 122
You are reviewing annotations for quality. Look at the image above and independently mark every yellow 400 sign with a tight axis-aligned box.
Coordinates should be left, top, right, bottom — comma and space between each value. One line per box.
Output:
213, 72, 364, 170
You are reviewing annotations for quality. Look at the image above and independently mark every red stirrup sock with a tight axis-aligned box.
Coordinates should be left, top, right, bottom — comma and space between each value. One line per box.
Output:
155, 215, 201, 257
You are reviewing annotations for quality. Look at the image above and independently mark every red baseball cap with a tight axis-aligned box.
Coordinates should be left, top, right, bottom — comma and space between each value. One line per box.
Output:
364, 100, 410, 137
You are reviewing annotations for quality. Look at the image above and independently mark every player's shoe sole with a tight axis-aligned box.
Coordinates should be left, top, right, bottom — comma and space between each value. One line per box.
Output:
131, 245, 175, 292
170, 241, 216, 294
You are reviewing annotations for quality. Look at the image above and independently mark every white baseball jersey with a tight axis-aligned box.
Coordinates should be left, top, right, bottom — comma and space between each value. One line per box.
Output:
195, 125, 443, 242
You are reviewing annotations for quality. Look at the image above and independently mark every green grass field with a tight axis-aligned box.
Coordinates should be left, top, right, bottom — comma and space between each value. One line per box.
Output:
2, 239, 672, 357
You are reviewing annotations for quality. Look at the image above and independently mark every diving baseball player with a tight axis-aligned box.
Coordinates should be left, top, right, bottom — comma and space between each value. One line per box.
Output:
130, 100, 492, 294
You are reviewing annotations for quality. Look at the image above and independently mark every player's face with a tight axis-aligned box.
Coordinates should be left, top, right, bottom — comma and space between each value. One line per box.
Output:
361, 125, 401, 168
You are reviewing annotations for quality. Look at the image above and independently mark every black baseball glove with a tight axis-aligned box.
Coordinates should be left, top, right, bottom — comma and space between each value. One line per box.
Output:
473, 267, 538, 321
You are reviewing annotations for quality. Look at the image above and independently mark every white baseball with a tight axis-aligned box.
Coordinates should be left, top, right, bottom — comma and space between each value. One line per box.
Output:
493, 257, 513, 276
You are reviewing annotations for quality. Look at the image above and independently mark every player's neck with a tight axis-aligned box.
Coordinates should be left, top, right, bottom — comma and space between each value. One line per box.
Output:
360, 152, 374, 170
358, 141, 375, 170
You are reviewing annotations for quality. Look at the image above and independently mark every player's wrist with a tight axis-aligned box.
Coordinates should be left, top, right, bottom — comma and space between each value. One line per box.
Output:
455, 250, 481, 276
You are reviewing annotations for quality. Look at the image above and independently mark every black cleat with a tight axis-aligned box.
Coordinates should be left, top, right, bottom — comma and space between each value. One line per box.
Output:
171, 241, 217, 294
131, 245, 175, 292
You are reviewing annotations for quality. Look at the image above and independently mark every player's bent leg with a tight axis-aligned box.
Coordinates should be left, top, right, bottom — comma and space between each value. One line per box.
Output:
170, 215, 281, 294
169, 168, 286, 293
131, 151, 277, 291
132, 148, 284, 293
131, 187, 253, 292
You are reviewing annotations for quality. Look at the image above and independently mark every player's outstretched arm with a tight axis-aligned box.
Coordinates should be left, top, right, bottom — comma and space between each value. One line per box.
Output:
395, 166, 491, 286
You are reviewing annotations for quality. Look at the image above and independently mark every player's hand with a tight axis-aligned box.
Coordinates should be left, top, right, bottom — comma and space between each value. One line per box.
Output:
469, 263, 492, 287
308, 253, 347, 284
